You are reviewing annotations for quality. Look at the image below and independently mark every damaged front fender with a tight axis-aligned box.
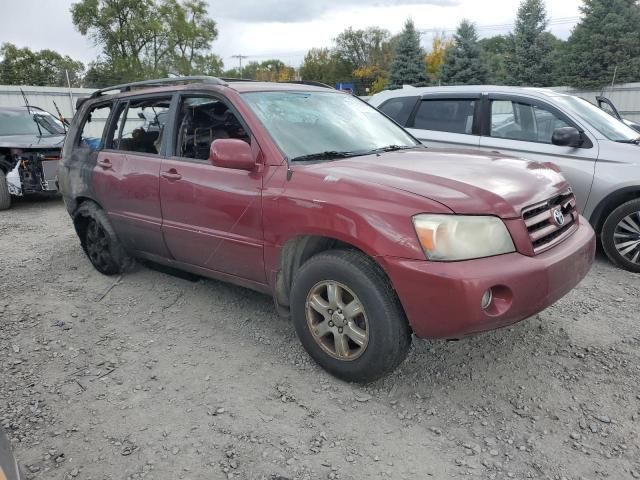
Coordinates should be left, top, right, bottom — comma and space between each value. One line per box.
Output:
6, 163, 22, 196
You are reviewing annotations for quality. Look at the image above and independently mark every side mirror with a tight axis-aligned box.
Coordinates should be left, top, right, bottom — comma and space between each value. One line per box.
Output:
209, 139, 255, 171
552, 127, 583, 148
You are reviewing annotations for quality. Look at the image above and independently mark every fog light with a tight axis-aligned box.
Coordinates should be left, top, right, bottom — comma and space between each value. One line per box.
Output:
481, 289, 493, 310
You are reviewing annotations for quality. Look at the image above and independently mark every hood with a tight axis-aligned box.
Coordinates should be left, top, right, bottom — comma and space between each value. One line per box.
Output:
0, 134, 65, 150
299, 148, 570, 219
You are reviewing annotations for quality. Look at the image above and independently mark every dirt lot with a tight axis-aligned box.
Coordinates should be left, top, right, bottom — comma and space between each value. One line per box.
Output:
1, 197, 639, 480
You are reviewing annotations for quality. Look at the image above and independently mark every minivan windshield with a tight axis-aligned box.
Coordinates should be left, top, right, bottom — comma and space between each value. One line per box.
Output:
0, 109, 66, 137
242, 91, 419, 161
554, 95, 639, 142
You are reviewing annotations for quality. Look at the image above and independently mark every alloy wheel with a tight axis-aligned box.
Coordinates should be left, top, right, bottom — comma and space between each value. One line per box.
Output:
85, 220, 112, 271
613, 211, 640, 265
305, 280, 369, 361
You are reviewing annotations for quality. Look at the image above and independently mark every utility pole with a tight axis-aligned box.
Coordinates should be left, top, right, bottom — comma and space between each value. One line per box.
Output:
231, 54, 249, 79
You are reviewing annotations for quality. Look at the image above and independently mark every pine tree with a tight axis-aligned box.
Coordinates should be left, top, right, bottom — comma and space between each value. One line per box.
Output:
564, 0, 640, 88
440, 20, 489, 85
506, 0, 555, 86
388, 19, 430, 89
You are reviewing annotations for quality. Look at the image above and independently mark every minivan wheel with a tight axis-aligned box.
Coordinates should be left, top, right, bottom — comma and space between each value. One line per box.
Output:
290, 250, 411, 383
0, 170, 11, 210
74, 202, 133, 275
602, 199, 640, 273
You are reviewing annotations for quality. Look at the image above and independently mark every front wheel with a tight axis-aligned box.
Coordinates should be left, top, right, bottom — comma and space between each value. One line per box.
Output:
290, 250, 411, 383
601, 199, 640, 273
0, 170, 11, 210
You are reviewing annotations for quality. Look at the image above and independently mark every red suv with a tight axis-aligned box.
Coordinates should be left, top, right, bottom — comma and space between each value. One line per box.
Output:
58, 77, 596, 382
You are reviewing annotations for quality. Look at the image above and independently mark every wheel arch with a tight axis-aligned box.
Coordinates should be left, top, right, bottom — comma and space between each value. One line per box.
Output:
589, 186, 640, 234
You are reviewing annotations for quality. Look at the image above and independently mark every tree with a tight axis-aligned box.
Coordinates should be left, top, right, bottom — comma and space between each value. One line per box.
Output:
388, 19, 429, 89
564, 0, 640, 88
334, 27, 391, 70
300, 48, 351, 86
505, 0, 554, 86
425, 33, 453, 84
440, 20, 489, 85
479, 35, 510, 84
70, 0, 221, 85
0, 43, 85, 87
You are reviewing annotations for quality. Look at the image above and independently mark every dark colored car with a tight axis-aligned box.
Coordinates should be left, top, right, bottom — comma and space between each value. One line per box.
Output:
0, 106, 66, 210
58, 77, 595, 382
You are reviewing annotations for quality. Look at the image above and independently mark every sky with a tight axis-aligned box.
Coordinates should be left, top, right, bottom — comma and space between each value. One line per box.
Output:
0, 0, 584, 70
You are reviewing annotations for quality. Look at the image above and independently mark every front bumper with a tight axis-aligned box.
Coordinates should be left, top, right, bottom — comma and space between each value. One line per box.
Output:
381, 217, 596, 339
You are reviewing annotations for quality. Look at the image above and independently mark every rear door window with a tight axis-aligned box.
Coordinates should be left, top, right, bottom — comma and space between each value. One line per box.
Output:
378, 96, 418, 126
412, 99, 476, 134
107, 97, 172, 154
78, 103, 112, 150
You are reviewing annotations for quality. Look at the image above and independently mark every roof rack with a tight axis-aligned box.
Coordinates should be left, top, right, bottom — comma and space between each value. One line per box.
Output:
89, 76, 227, 98
284, 80, 334, 89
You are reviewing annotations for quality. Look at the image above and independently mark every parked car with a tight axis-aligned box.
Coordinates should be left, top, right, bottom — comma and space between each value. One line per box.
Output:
370, 85, 640, 272
58, 77, 595, 382
0, 106, 66, 210
0, 428, 22, 480
597, 95, 640, 133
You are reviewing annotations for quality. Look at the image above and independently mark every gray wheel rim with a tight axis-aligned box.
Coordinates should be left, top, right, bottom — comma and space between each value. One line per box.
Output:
305, 280, 369, 361
614, 211, 640, 265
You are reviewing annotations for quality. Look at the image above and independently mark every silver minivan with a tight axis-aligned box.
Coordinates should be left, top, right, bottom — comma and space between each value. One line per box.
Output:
370, 85, 640, 272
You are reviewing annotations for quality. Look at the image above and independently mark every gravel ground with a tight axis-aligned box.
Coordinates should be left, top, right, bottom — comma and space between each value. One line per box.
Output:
1, 197, 639, 480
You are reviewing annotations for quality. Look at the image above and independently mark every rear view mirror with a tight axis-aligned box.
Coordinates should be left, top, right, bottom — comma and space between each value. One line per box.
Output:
552, 127, 583, 148
209, 139, 255, 171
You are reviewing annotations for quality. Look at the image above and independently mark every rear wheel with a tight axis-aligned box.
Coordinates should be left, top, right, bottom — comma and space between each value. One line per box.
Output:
602, 199, 640, 273
74, 202, 133, 275
0, 170, 11, 210
290, 250, 411, 383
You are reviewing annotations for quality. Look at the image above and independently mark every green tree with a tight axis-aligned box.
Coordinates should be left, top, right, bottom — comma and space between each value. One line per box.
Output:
440, 20, 489, 85
479, 35, 509, 84
0, 43, 85, 87
71, 0, 221, 85
564, 0, 640, 88
334, 27, 391, 70
388, 19, 429, 89
505, 0, 554, 86
299, 48, 351, 86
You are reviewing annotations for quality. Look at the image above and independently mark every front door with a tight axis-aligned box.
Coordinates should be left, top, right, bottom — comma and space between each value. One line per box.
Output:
159, 95, 265, 283
92, 96, 172, 256
478, 95, 598, 212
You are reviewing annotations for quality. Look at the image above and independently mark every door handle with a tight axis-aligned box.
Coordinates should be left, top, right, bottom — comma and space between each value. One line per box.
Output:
97, 158, 112, 169
161, 169, 182, 181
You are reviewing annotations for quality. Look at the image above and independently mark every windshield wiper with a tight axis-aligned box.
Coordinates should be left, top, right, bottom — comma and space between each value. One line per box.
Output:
290, 151, 359, 162
371, 145, 417, 153
616, 137, 640, 144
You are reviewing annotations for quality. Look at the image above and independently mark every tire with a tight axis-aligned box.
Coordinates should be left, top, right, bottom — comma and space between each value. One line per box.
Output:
290, 249, 412, 383
0, 170, 11, 211
74, 202, 133, 275
601, 198, 640, 273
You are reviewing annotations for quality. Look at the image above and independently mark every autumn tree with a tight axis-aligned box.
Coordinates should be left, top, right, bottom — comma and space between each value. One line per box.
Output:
425, 33, 453, 84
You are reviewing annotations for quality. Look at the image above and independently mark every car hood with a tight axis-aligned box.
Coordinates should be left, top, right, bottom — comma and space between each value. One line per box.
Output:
300, 148, 570, 219
0, 134, 65, 149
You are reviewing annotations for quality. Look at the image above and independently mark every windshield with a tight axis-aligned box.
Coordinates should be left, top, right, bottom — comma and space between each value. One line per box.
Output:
554, 95, 638, 142
0, 109, 65, 137
241, 91, 418, 160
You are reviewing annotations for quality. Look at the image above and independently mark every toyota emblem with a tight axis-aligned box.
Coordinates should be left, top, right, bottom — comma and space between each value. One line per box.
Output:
553, 208, 565, 226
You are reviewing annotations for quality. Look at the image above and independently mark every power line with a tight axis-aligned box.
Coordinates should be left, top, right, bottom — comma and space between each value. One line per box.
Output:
419, 16, 580, 35
231, 54, 249, 78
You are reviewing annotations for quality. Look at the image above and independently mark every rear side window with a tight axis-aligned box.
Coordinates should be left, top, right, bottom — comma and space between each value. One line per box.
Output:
78, 103, 112, 150
108, 97, 172, 154
413, 99, 476, 134
378, 96, 418, 126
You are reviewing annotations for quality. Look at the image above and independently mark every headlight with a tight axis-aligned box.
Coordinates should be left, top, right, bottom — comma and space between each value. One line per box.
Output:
412, 214, 515, 261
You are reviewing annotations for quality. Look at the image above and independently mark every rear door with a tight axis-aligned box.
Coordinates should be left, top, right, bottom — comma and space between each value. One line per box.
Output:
405, 94, 482, 149
478, 94, 598, 212
159, 94, 265, 283
92, 94, 173, 256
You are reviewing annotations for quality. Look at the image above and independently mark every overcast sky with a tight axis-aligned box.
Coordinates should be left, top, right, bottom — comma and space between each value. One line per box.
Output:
1, 0, 583, 69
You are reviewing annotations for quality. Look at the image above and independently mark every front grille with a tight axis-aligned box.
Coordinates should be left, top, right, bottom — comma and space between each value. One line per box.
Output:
522, 191, 578, 254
